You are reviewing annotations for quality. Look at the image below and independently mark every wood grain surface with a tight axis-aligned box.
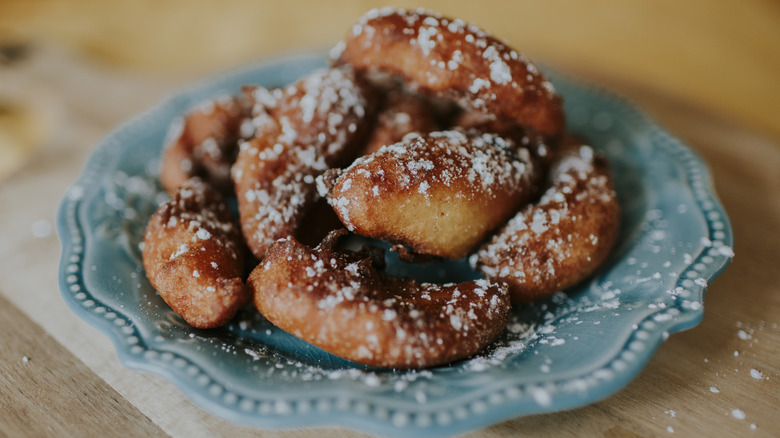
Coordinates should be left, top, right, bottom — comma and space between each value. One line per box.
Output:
0, 2, 778, 437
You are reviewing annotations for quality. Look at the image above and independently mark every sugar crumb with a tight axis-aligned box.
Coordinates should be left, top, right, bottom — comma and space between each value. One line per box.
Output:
31, 220, 52, 238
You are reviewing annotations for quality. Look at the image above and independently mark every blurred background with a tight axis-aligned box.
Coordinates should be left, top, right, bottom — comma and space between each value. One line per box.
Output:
1, 0, 778, 181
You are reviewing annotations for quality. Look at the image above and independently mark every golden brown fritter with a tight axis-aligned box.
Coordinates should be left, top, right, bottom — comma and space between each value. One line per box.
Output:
319, 130, 537, 260
332, 8, 565, 143
474, 143, 621, 303
248, 230, 511, 368
160, 95, 249, 195
142, 178, 249, 328
361, 88, 439, 156
231, 67, 373, 259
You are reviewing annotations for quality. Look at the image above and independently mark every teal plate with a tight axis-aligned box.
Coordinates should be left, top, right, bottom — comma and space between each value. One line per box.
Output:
57, 53, 733, 437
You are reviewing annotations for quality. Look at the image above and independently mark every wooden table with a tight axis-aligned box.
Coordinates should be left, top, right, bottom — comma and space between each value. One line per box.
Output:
1, 2, 778, 437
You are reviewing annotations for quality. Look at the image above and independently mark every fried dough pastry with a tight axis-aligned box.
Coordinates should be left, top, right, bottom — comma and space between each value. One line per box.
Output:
332, 8, 565, 142
474, 143, 620, 303
362, 88, 439, 156
160, 95, 249, 195
142, 178, 250, 328
318, 130, 537, 260
248, 230, 511, 368
231, 67, 372, 259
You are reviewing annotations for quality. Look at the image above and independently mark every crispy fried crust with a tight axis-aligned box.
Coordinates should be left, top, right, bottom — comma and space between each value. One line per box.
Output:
319, 130, 537, 260
474, 144, 620, 303
142, 178, 249, 328
247, 231, 511, 368
362, 88, 439, 155
159, 95, 249, 195
231, 67, 373, 259
333, 8, 565, 142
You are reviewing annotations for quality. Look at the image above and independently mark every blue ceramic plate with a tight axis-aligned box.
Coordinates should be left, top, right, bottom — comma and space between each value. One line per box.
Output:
57, 53, 733, 437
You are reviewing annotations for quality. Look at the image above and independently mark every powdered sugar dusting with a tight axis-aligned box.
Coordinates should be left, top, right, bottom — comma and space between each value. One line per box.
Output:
234, 67, 369, 257
335, 7, 561, 137
482, 46, 512, 85
329, 129, 533, 209
476, 144, 617, 293
255, 237, 511, 368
